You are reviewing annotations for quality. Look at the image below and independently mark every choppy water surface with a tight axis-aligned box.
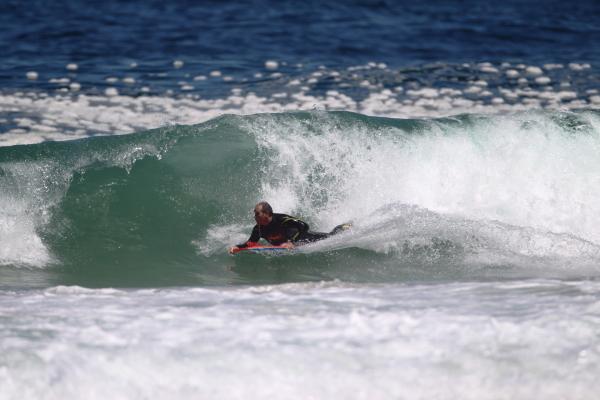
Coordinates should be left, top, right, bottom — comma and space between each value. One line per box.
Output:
1, 1, 600, 399
1, 281, 600, 400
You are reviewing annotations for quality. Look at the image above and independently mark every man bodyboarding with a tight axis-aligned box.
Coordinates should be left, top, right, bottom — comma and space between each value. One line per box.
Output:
229, 201, 350, 254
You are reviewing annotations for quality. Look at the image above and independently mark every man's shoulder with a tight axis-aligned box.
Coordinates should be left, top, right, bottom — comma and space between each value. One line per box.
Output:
272, 213, 289, 222
276, 214, 308, 225
273, 213, 297, 220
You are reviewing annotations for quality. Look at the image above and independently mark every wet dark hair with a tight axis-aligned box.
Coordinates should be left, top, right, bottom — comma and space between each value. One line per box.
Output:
255, 201, 273, 216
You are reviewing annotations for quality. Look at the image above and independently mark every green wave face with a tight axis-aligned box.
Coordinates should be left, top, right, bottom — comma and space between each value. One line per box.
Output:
2, 110, 600, 287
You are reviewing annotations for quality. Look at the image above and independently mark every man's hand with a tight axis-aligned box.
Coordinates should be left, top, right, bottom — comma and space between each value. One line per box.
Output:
280, 242, 295, 249
229, 246, 240, 254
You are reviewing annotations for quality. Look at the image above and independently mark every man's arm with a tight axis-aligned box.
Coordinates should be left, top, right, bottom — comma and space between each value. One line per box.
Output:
237, 225, 260, 248
229, 225, 260, 253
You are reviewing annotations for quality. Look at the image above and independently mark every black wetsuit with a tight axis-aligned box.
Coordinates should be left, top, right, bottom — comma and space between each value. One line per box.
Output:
237, 213, 329, 248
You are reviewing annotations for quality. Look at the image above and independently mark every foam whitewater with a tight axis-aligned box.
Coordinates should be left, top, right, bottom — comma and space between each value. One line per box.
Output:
1, 110, 600, 287
1, 61, 599, 146
1, 280, 600, 400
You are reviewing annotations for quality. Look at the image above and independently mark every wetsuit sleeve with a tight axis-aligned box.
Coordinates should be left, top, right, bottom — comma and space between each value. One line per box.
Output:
236, 225, 260, 248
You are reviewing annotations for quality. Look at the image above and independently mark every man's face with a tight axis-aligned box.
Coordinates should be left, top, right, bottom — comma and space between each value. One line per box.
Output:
254, 207, 272, 226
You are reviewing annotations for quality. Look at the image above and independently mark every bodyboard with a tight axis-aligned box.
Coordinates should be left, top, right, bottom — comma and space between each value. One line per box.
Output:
231, 244, 293, 256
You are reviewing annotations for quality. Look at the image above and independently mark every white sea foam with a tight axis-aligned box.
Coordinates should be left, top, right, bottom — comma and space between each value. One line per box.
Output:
265, 60, 279, 70
1, 282, 599, 400
525, 66, 543, 76
104, 87, 119, 97
244, 111, 600, 252
535, 76, 551, 85
0, 200, 51, 267
194, 224, 252, 256
1, 61, 599, 147
0, 161, 67, 267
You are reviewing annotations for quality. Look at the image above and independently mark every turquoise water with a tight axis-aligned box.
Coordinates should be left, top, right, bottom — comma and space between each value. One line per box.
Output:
3, 100, 600, 400
2, 110, 600, 288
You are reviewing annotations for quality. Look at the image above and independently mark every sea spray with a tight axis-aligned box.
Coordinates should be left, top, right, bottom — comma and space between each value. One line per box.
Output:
1, 111, 599, 285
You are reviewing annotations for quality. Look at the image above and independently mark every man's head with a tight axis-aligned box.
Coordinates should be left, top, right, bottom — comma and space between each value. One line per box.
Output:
254, 201, 273, 226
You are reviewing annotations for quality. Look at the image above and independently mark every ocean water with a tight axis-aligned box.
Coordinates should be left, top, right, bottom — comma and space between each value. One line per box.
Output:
2, 1, 600, 399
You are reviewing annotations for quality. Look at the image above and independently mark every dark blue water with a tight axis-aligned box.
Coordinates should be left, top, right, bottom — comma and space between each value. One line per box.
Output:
2, 0, 599, 94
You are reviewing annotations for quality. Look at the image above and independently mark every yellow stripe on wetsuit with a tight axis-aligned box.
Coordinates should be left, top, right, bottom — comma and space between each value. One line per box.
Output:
282, 216, 304, 241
